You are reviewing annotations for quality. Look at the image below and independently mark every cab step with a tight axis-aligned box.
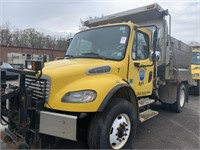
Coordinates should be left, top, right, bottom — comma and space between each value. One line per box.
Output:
138, 98, 155, 108
139, 109, 159, 123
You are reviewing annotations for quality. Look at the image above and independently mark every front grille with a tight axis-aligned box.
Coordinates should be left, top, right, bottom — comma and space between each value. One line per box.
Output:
25, 76, 50, 101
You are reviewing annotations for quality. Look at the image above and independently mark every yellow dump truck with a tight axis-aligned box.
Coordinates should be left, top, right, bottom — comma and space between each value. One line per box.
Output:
191, 49, 200, 95
1, 3, 192, 149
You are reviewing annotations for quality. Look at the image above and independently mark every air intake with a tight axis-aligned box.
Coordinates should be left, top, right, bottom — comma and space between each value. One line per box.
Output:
87, 66, 111, 75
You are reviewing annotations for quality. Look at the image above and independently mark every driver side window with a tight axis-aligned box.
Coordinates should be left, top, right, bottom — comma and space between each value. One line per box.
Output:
132, 31, 149, 60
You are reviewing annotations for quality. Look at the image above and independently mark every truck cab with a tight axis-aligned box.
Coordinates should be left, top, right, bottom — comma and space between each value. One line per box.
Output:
43, 23, 154, 112
1, 3, 192, 149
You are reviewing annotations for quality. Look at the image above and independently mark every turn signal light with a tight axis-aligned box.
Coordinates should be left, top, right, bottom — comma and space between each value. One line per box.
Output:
25, 60, 44, 73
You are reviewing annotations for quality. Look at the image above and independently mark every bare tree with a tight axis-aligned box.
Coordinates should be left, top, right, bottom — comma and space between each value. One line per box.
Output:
12, 30, 21, 46
23, 28, 38, 48
0, 23, 72, 50
0, 22, 12, 45
56, 37, 69, 50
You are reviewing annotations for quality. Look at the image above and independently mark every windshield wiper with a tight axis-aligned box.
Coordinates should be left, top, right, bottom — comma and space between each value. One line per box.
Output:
80, 52, 108, 60
64, 54, 74, 59
81, 52, 100, 56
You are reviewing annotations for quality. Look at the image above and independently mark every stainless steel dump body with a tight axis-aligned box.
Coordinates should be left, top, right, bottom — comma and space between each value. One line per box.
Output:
84, 3, 192, 83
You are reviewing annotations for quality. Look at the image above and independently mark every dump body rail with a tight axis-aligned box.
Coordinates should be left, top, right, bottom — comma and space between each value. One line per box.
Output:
84, 3, 165, 27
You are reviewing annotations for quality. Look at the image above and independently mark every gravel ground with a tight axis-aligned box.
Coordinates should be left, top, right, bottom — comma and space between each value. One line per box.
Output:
132, 94, 200, 149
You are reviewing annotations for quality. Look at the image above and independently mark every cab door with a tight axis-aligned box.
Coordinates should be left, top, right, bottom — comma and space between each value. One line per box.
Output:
128, 28, 154, 97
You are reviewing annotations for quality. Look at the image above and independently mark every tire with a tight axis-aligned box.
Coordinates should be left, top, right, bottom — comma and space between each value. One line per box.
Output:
194, 81, 200, 96
170, 84, 187, 113
87, 98, 138, 149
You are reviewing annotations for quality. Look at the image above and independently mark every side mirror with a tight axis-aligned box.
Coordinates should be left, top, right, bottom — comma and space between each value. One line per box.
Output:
150, 51, 160, 62
153, 29, 158, 51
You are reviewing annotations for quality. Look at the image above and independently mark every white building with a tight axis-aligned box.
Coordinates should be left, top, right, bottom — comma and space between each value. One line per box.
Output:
7, 52, 49, 67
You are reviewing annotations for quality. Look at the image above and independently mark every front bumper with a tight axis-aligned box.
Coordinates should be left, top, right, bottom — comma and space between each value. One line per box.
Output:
39, 111, 77, 141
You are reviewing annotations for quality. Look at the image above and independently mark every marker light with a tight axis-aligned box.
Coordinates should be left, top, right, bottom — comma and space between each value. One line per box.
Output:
25, 60, 44, 73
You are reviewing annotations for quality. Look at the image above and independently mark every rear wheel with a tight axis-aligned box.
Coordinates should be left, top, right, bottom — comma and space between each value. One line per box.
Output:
171, 84, 187, 113
87, 98, 138, 149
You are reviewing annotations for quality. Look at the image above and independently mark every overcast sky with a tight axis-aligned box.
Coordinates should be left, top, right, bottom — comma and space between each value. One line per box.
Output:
0, 0, 200, 43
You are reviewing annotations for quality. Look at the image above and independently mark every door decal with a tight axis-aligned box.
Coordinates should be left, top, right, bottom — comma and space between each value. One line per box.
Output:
138, 68, 146, 86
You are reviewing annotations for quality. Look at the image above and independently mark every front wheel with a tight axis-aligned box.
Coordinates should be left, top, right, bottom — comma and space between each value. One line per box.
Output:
87, 98, 138, 149
170, 84, 187, 113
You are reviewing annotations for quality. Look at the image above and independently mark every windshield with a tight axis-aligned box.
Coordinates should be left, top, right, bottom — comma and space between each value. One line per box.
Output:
192, 52, 200, 65
66, 25, 130, 60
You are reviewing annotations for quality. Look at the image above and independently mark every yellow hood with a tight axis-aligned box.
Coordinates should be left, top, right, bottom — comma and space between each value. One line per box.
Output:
41, 58, 127, 112
43, 58, 124, 79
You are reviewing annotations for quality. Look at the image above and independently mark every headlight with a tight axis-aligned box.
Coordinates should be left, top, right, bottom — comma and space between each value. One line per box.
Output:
61, 90, 97, 103
192, 73, 199, 77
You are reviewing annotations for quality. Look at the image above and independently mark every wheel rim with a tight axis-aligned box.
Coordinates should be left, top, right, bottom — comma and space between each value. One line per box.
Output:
109, 113, 131, 149
179, 88, 185, 107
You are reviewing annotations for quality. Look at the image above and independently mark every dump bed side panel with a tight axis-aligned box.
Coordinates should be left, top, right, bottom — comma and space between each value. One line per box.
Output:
171, 36, 191, 69
158, 36, 192, 104
170, 36, 192, 83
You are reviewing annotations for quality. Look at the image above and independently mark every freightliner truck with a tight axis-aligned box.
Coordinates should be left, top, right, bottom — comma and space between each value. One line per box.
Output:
1, 3, 192, 149
191, 49, 200, 95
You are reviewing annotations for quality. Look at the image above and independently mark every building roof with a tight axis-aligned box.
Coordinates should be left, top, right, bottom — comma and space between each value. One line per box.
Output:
0, 45, 66, 52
